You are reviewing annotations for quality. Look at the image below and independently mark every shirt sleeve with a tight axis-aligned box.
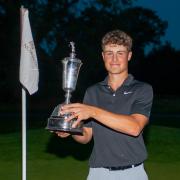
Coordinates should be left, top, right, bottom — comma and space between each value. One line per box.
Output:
131, 83, 153, 118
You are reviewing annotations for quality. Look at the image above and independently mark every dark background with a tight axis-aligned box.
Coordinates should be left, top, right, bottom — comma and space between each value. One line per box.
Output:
0, 0, 180, 132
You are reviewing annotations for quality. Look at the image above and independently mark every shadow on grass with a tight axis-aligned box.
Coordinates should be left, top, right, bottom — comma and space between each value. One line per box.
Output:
143, 125, 151, 145
46, 134, 93, 161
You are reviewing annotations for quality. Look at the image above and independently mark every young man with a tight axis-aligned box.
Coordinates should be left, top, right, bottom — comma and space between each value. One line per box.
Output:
57, 30, 153, 180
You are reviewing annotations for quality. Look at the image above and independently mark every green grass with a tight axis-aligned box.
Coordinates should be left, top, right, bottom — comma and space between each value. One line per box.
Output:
145, 126, 180, 179
0, 129, 90, 180
0, 126, 180, 180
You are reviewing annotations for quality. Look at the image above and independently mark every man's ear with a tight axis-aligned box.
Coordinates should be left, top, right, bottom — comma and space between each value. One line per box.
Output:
128, 51, 132, 61
102, 51, 105, 61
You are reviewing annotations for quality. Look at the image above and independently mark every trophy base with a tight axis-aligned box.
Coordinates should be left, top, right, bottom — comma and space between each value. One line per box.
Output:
46, 116, 83, 135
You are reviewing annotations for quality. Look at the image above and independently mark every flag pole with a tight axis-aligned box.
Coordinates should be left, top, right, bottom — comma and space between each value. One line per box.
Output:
20, 6, 27, 180
22, 88, 27, 180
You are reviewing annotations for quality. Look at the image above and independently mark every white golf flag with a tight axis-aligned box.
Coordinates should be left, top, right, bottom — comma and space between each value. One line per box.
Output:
20, 8, 39, 95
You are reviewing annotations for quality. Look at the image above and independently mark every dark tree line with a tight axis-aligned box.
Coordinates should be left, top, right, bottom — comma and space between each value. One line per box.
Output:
144, 43, 180, 94
0, 0, 179, 106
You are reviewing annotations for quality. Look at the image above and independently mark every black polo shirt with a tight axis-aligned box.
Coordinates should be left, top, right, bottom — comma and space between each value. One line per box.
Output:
83, 74, 153, 168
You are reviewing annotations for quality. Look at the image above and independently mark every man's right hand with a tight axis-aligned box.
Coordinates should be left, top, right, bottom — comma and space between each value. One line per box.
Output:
55, 131, 71, 138
54, 127, 92, 144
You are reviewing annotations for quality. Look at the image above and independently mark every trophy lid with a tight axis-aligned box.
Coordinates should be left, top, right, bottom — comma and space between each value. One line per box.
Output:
62, 42, 82, 64
70, 41, 76, 58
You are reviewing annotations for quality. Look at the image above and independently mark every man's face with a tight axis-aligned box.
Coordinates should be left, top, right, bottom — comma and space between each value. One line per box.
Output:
102, 44, 132, 75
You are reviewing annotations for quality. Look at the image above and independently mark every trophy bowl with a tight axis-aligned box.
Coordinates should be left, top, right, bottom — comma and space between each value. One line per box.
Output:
46, 42, 83, 135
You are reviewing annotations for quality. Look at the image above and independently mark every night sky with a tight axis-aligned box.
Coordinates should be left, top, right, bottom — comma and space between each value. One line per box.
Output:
134, 0, 180, 50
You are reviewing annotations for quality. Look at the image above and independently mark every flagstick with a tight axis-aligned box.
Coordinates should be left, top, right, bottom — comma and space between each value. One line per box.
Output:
22, 88, 27, 180
20, 6, 39, 179
20, 6, 27, 180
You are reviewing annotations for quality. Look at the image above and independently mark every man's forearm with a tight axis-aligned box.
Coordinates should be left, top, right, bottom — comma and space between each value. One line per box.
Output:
91, 106, 148, 136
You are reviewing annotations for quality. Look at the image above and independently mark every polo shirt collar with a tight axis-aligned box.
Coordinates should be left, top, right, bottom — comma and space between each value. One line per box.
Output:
99, 74, 134, 87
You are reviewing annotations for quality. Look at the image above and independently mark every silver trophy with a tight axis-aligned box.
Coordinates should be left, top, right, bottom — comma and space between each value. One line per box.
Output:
46, 42, 83, 134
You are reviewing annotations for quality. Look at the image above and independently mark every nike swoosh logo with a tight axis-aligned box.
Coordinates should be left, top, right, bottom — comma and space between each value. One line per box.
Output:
124, 91, 133, 95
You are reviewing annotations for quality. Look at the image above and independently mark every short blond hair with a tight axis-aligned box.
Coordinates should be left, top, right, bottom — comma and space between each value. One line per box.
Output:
102, 30, 132, 51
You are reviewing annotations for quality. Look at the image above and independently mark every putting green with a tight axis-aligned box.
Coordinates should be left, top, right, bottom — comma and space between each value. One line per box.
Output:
0, 125, 180, 180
